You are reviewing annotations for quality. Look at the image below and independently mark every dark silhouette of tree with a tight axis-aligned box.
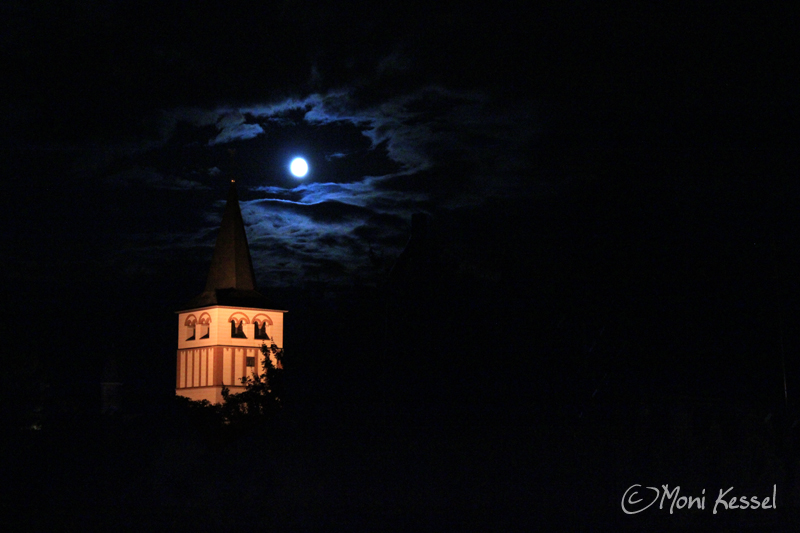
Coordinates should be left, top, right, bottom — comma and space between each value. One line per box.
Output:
221, 342, 284, 425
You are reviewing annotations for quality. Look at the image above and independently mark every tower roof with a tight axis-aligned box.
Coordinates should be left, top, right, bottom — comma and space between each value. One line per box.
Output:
205, 180, 257, 292
182, 180, 272, 310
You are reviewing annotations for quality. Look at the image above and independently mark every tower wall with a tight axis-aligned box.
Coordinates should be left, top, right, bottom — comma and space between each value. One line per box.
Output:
176, 306, 285, 404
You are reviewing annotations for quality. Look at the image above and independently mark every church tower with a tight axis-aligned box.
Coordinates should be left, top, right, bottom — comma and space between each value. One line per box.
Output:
176, 180, 286, 404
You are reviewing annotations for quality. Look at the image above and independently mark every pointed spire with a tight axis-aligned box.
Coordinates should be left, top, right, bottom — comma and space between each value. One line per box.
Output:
181, 179, 272, 310
204, 180, 257, 292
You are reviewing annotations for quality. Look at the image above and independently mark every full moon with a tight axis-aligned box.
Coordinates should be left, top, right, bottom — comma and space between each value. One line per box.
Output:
290, 157, 309, 178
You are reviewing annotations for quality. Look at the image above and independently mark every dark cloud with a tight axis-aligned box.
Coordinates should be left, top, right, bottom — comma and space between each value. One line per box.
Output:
107, 167, 210, 191
62, 70, 540, 289
8, 1, 789, 299
239, 196, 409, 284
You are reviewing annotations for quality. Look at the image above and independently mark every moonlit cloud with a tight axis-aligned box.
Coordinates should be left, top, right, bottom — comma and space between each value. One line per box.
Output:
209, 111, 265, 145
159, 86, 499, 174
94, 80, 538, 288
254, 176, 426, 211
242, 202, 396, 287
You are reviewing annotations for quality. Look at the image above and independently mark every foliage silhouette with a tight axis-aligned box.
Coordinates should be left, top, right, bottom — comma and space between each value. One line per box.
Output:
220, 341, 285, 426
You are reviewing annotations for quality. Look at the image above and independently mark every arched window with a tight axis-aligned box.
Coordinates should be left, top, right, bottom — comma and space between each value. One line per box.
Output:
198, 313, 211, 339
185, 315, 197, 341
231, 320, 247, 339
228, 312, 250, 339
253, 314, 272, 340
254, 321, 270, 340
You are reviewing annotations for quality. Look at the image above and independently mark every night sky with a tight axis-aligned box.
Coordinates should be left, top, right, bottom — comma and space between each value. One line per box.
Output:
4, 1, 800, 529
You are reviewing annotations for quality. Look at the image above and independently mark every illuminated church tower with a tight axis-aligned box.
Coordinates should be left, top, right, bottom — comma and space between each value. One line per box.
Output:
176, 180, 286, 404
